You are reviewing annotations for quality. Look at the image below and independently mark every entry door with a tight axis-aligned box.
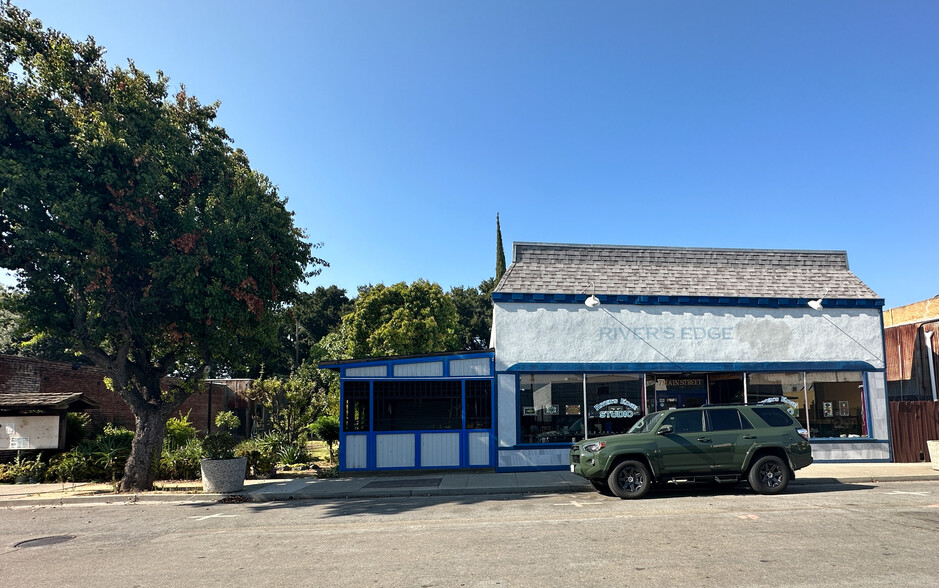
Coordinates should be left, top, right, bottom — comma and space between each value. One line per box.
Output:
656, 391, 707, 410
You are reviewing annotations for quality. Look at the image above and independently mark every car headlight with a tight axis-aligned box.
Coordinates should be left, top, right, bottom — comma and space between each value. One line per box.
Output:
582, 441, 606, 453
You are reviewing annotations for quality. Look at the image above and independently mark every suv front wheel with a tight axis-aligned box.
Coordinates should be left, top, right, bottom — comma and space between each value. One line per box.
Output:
748, 455, 790, 494
607, 460, 651, 499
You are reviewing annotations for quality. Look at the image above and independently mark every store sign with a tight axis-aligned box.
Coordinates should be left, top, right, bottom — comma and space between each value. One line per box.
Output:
594, 398, 640, 418
757, 396, 799, 415
598, 326, 735, 341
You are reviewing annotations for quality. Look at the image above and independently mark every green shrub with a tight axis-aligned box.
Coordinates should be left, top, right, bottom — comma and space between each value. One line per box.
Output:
235, 438, 278, 479
277, 443, 309, 466
158, 438, 203, 480
202, 432, 238, 460
214, 411, 240, 434
310, 415, 340, 464
165, 410, 197, 450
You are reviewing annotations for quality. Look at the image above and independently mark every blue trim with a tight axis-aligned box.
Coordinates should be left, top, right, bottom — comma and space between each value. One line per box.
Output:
492, 292, 885, 309
505, 361, 882, 373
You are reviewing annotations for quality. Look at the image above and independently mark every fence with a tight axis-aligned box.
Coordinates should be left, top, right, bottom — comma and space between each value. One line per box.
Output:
889, 401, 939, 462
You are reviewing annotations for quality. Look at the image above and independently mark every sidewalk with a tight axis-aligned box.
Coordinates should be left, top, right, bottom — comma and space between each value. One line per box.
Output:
2, 462, 938, 507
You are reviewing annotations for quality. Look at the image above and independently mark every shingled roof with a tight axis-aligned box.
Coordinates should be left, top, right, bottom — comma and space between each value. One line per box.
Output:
0, 392, 99, 411
494, 242, 880, 299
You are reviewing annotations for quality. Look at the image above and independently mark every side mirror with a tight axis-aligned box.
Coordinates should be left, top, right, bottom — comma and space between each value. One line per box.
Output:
657, 424, 674, 435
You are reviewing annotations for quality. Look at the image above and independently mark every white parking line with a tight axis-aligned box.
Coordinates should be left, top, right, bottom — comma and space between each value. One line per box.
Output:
188, 513, 240, 521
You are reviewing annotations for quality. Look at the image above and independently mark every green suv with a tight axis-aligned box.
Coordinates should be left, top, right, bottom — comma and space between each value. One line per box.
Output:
569, 404, 813, 499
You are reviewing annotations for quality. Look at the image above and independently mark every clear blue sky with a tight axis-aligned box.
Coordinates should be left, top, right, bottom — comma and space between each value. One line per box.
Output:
5, 1, 938, 308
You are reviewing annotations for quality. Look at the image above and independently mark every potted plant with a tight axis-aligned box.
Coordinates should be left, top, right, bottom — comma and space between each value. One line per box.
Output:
200, 411, 247, 493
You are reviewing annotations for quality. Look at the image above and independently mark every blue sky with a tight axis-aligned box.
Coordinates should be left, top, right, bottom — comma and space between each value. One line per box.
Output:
4, 1, 938, 308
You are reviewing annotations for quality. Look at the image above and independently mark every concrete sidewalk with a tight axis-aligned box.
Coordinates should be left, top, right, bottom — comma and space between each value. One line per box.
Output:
2, 462, 938, 507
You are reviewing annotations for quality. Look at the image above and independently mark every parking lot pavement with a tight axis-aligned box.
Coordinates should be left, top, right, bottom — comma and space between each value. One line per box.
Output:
1, 462, 937, 506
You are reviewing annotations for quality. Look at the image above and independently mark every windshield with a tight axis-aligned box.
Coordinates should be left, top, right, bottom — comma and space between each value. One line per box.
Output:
627, 411, 666, 434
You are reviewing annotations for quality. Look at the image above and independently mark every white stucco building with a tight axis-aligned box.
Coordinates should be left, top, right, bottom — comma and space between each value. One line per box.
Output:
491, 243, 888, 469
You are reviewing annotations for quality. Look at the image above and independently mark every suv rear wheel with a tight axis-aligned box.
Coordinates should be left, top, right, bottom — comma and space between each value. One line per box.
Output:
748, 455, 790, 494
607, 460, 651, 499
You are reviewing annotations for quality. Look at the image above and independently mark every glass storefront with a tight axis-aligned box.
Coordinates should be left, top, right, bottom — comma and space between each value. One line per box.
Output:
519, 373, 643, 444
518, 370, 872, 444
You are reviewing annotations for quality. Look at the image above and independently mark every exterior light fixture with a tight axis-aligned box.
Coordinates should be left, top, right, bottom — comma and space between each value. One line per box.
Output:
581, 282, 600, 308
807, 298, 823, 311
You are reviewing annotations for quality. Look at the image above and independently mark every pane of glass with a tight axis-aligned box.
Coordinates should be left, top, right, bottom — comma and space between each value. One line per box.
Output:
709, 373, 744, 404
805, 372, 867, 438
373, 380, 462, 431
519, 374, 583, 444
746, 372, 807, 428
586, 374, 643, 436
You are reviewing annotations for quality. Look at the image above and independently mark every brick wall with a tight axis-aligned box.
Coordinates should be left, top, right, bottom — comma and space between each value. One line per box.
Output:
0, 354, 249, 435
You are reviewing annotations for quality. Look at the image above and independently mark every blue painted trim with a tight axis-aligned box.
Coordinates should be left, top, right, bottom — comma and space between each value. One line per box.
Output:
491, 292, 885, 309
504, 362, 882, 373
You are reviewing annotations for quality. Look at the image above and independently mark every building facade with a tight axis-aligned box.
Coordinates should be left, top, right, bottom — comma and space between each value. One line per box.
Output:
329, 242, 890, 472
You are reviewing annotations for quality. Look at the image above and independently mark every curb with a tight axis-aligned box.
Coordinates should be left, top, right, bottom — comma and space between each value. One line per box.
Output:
3, 475, 938, 507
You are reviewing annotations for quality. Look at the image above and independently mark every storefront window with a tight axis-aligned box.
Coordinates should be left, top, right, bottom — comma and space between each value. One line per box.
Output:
746, 373, 807, 428
373, 380, 462, 431
585, 374, 643, 436
806, 372, 867, 438
520, 374, 584, 444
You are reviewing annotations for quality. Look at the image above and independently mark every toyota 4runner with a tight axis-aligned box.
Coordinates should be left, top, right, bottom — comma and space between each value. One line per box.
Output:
569, 404, 813, 499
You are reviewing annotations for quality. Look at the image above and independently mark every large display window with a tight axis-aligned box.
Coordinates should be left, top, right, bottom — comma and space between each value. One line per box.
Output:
519, 373, 643, 444
806, 372, 867, 438
746, 371, 868, 438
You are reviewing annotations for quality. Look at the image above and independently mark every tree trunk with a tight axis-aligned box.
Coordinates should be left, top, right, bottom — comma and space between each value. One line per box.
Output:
117, 402, 173, 492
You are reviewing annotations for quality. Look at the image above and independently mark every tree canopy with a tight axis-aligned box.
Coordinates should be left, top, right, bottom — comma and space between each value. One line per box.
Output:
341, 280, 461, 358
0, 4, 322, 490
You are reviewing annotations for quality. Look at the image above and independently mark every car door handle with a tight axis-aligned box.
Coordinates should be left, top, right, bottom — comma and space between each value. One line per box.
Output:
742, 435, 757, 439
696, 437, 712, 443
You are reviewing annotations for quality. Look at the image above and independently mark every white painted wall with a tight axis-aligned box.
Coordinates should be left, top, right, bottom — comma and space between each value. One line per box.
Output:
344, 434, 368, 469
492, 303, 885, 372
468, 431, 491, 466
376, 433, 415, 468
420, 432, 460, 467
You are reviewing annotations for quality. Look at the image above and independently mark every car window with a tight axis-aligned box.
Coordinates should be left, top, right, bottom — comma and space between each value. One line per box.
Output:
751, 407, 795, 427
706, 409, 753, 431
661, 410, 704, 434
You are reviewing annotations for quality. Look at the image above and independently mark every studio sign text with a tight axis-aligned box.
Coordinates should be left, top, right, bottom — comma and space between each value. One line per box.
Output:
598, 326, 735, 341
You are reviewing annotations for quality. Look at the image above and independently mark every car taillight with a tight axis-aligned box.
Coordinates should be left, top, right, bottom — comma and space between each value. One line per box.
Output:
796, 428, 809, 441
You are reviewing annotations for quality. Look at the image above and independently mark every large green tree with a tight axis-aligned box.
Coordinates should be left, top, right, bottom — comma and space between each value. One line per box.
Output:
0, 4, 321, 490
341, 280, 460, 358
450, 277, 495, 350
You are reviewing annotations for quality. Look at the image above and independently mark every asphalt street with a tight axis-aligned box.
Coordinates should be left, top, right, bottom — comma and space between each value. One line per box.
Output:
3, 479, 938, 587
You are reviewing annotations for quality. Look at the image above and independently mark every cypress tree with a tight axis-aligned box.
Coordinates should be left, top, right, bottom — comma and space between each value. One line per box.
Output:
496, 214, 507, 283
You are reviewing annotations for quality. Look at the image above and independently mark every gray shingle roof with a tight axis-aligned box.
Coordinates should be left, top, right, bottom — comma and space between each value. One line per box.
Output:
494, 242, 879, 299
0, 392, 99, 410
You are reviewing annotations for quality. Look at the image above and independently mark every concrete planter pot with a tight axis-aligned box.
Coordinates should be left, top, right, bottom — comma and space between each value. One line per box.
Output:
200, 457, 247, 493
928, 441, 939, 471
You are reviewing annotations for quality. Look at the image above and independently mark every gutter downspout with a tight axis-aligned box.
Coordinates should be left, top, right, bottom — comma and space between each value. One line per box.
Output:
924, 330, 938, 402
